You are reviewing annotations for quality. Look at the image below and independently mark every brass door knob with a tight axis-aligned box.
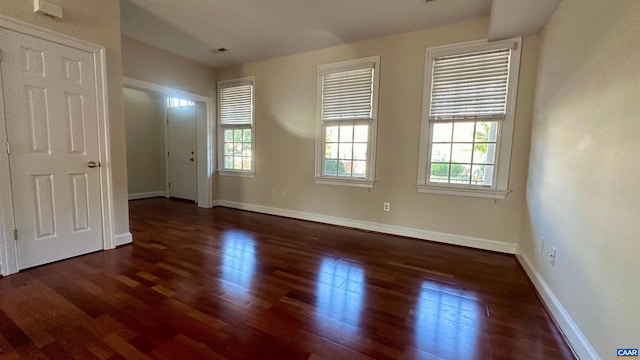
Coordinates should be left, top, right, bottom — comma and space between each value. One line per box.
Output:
88, 161, 99, 168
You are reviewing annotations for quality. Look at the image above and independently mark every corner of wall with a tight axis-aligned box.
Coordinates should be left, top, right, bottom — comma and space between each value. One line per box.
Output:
515, 247, 600, 360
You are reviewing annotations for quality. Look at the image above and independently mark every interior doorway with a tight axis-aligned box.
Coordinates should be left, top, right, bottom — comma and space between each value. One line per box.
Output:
122, 77, 213, 208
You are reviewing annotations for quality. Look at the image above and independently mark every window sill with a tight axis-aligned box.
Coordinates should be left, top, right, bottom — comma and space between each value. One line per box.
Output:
315, 177, 375, 189
417, 184, 510, 199
218, 170, 256, 178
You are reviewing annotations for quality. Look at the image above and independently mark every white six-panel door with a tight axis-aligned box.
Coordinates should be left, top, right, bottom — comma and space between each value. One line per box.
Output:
0, 28, 103, 269
167, 105, 197, 201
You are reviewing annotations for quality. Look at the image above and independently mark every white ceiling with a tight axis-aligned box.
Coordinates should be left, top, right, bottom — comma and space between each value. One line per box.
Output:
488, 0, 561, 41
120, 0, 558, 69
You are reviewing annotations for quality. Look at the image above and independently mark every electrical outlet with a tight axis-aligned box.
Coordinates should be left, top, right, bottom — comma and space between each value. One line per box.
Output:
383, 202, 390, 212
271, 190, 276, 198
549, 247, 557, 266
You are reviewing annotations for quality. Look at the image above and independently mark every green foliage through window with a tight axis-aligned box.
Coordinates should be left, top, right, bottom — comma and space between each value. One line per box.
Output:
223, 128, 252, 171
429, 121, 496, 185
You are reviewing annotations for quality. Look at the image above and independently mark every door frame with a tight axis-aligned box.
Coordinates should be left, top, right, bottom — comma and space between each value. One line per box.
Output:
122, 77, 214, 208
0, 14, 115, 276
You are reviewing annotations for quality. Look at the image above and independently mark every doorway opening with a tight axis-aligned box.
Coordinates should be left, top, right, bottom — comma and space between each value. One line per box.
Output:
122, 77, 213, 208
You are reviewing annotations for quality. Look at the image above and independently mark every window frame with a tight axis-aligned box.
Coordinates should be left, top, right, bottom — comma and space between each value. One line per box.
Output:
217, 76, 256, 178
315, 56, 380, 188
417, 38, 522, 199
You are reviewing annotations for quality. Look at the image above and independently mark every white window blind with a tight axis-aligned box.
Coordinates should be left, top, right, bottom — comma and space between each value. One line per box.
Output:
219, 82, 254, 126
321, 65, 375, 122
429, 48, 511, 121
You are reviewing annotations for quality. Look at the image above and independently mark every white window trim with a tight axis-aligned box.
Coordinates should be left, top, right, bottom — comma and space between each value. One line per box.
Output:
217, 76, 256, 177
315, 56, 380, 188
217, 169, 256, 178
417, 38, 522, 200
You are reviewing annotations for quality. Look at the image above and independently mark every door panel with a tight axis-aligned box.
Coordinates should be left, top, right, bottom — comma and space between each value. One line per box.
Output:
66, 93, 87, 154
0, 29, 103, 269
32, 174, 55, 238
70, 173, 90, 232
167, 105, 197, 201
25, 86, 51, 153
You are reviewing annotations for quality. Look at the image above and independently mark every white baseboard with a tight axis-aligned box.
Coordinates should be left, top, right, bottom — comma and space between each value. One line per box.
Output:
115, 232, 133, 246
128, 191, 167, 200
516, 249, 599, 360
215, 200, 516, 254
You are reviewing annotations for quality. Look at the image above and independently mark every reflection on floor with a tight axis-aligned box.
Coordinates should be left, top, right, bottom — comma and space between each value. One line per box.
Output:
316, 258, 364, 334
414, 281, 480, 357
220, 230, 256, 297
0, 198, 575, 359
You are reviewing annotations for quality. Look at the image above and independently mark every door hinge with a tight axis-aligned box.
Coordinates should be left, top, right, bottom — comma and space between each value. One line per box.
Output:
167, 151, 170, 157
13, 229, 18, 240
168, 182, 171, 189
5, 141, 9, 155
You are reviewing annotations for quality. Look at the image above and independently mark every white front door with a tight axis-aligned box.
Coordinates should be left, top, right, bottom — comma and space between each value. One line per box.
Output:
0, 28, 103, 269
167, 105, 197, 201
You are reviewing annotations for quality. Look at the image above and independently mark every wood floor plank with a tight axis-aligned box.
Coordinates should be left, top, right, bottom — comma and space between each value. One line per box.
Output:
0, 198, 576, 359
0, 309, 31, 349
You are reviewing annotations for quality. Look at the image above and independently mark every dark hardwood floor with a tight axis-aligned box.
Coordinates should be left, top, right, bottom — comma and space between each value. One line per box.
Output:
0, 198, 575, 359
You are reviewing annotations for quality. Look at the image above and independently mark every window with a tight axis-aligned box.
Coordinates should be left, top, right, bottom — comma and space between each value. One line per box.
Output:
315, 56, 380, 188
417, 38, 521, 199
167, 97, 194, 108
218, 77, 255, 177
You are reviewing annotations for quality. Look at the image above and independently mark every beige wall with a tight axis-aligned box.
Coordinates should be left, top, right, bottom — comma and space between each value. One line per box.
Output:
216, 18, 539, 246
122, 35, 216, 97
123, 88, 165, 195
121, 35, 218, 203
0, 1, 129, 235
521, 0, 640, 357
